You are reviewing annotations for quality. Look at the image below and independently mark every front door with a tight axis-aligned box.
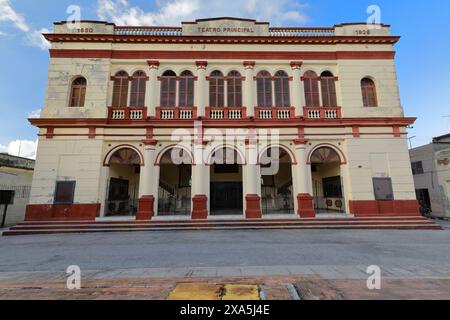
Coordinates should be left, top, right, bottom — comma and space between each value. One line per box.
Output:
210, 182, 243, 215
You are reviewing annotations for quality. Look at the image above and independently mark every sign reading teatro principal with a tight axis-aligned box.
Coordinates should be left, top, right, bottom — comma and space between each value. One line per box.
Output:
182, 17, 270, 37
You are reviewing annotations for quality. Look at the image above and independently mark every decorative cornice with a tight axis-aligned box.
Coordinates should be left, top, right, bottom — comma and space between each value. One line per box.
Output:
44, 33, 400, 45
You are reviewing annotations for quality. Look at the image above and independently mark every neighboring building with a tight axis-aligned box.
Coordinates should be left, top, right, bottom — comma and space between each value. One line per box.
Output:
0, 153, 35, 226
410, 134, 450, 218
26, 17, 420, 222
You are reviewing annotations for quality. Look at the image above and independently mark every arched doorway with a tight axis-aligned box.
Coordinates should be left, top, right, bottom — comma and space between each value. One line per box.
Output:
106, 148, 142, 217
260, 147, 295, 215
158, 147, 192, 216
310, 147, 345, 214
209, 147, 244, 215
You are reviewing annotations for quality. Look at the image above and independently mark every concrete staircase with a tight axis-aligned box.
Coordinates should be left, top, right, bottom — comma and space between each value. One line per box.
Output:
2, 216, 442, 236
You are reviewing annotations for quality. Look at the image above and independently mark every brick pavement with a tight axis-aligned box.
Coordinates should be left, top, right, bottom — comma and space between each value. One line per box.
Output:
1, 275, 450, 300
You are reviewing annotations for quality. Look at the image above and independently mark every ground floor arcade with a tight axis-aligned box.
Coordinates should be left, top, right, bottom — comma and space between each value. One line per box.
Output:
99, 141, 349, 220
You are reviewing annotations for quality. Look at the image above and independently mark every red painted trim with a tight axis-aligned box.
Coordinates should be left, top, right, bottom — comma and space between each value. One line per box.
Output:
103, 144, 145, 167
245, 194, 262, 219
25, 204, 100, 221
45, 34, 400, 45
88, 127, 96, 139
349, 200, 421, 217
393, 125, 401, 137
205, 144, 246, 165
258, 144, 297, 165
46, 127, 54, 139
297, 193, 315, 218
192, 195, 208, 220
137, 195, 155, 220
307, 143, 347, 165
49, 49, 396, 60
154, 144, 194, 165
30, 117, 416, 129
142, 139, 158, 146
352, 126, 360, 138
294, 139, 308, 145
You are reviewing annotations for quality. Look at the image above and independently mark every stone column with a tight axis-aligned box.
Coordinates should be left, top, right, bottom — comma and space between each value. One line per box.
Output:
195, 61, 208, 118
290, 61, 303, 117
243, 61, 256, 118
244, 129, 262, 219
293, 139, 315, 218
137, 139, 158, 220
191, 125, 209, 219
147, 61, 160, 118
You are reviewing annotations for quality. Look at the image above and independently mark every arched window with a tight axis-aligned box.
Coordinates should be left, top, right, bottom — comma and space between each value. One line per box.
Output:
112, 71, 129, 107
129, 71, 147, 107
303, 71, 320, 107
160, 70, 177, 107
320, 71, 337, 107
361, 78, 378, 107
274, 71, 291, 107
69, 77, 86, 107
256, 71, 272, 107
209, 71, 224, 107
227, 71, 242, 107
179, 70, 195, 107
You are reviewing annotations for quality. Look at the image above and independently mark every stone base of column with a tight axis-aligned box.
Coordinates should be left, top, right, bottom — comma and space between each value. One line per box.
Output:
297, 193, 316, 218
136, 195, 155, 220
245, 194, 262, 219
192, 195, 208, 220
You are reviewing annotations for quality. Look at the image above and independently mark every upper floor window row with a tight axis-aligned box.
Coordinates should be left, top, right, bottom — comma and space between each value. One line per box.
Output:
111, 70, 149, 108
302, 71, 338, 108
72, 70, 379, 109
208, 70, 243, 108
160, 70, 195, 107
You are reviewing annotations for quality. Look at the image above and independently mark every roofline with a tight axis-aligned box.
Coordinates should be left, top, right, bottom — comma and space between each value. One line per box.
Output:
52, 19, 391, 30
182, 17, 269, 25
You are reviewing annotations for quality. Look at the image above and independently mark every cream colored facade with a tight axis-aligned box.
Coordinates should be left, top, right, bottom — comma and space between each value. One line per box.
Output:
27, 18, 419, 221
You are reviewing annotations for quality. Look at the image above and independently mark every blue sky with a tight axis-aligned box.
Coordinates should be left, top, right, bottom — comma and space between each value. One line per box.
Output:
0, 0, 449, 158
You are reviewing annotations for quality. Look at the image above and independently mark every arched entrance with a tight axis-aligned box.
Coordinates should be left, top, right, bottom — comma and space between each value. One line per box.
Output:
310, 147, 345, 214
260, 146, 295, 215
158, 147, 192, 216
209, 147, 244, 215
106, 147, 142, 217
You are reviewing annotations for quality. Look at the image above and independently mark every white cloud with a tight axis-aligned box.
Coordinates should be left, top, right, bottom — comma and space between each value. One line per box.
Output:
0, 140, 38, 159
0, 0, 29, 32
97, 0, 309, 27
25, 28, 51, 50
28, 109, 41, 118
0, 0, 50, 50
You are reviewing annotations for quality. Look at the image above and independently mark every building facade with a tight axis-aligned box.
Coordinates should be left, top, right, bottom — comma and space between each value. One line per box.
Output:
1, 154, 34, 226
410, 134, 450, 218
26, 17, 420, 221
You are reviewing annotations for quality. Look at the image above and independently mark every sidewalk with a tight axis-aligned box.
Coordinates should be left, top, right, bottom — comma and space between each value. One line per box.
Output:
1, 275, 450, 300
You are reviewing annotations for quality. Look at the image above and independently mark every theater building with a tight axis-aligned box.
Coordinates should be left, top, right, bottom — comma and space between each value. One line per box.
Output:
26, 17, 420, 221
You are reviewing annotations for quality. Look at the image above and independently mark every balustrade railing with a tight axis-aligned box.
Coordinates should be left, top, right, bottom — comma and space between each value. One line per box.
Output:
156, 107, 197, 120
255, 107, 296, 120
206, 107, 246, 120
303, 107, 342, 119
108, 107, 147, 120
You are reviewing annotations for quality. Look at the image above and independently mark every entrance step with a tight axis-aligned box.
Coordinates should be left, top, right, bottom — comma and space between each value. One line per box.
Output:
2, 216, 442, 236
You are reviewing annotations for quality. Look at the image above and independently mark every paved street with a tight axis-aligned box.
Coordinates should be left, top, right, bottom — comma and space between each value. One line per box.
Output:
1, 221, 450, 299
